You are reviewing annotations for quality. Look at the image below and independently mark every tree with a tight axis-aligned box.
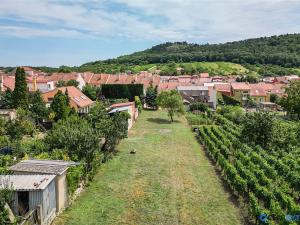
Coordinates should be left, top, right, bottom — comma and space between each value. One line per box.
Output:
50, 90, 70, 121
12, 67, 28, 109
189, 102, 208, 112
0, 89, 13, 109
0, 177, 12, 224
66, 79, 79, 87
270, 93, 279, 103
45, 115, 99, 174
145, 84, 158, 109
87, 101, 129, 153
82, 84, 100, 101
29, 91, 48, 121
56, 80, 66, 87
6, 108, 36, 140
157, 90, 185, 122
241, 112, 275, 149
280, 80, 300, 119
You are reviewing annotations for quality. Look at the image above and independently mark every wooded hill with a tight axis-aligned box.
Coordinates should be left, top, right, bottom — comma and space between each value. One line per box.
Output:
3, 34, 300, 76
79, 33, 300, 76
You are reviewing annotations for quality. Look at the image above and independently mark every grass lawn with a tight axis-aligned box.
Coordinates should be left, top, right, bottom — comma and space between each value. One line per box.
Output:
54, 110, 243, 225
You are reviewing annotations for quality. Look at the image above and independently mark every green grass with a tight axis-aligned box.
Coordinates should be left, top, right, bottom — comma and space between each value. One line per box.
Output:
54, 110, 243, 225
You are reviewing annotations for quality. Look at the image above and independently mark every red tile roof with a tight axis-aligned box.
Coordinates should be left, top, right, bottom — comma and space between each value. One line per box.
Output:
1, 75, 15, 91
214, 83, 231, 93
42, 86, 93, 109
231, 82, 250, 90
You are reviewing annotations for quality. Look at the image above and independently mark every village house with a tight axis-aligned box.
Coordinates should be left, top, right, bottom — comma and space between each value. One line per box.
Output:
45, 72, 86, 90
42, 86, 94, 114
0, 174, 57, 225
10, 159, 79, 213
214, 83, 231, 96
108, 102, 138, 130
0, 74, 15, 92
27, 76, 55, 93
231, 83, 251, 105
177, 85, 217, 109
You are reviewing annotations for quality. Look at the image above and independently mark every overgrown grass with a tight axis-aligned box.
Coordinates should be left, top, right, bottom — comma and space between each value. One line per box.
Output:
54, 110, 243, 225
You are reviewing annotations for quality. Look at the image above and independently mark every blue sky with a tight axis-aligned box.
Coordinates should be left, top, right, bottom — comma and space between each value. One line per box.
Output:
0, 0, 300, 67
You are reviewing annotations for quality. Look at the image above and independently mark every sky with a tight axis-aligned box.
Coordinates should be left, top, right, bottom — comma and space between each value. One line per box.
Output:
0, 0, 300, 67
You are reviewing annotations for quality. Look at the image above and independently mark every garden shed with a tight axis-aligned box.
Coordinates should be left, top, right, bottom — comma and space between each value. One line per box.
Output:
0, 175, 56, 225
10, 159, 79, 213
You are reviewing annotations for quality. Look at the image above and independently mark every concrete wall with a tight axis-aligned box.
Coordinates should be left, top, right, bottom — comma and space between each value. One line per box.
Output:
55, 172, 68, 212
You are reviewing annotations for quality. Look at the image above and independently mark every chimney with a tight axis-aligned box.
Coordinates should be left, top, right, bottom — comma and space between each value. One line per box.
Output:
0, 75, 4, 92
33, 76, 37, 91
135, 74, 138, 82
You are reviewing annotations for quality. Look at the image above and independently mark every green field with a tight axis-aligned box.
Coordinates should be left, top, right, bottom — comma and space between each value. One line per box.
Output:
54, 110, 243, 225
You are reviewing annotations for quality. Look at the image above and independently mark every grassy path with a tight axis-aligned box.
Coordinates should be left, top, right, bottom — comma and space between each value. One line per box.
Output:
54, 110, 243, 225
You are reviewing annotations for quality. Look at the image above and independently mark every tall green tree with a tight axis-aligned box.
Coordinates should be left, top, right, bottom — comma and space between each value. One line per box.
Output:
145, 84, 158, 109
50, 90, 70, 121
157, 90, 185, 122
12, 67, 28, 109
280, 80, 300, 119
29, 91, 48, 121
87, 101, 129, 153
241, 112, 275, 149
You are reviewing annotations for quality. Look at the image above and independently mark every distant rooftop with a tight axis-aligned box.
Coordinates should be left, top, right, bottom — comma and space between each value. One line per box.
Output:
10, 159, 79, 175
0, 175, 55, 191
177, 86, 209, 91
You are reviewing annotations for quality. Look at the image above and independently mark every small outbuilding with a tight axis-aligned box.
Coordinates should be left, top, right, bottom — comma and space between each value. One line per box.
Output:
10, 160, 79, 213
0, 175, 56, 225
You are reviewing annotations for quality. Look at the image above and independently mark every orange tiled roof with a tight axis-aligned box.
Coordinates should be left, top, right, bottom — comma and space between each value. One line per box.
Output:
1, 75, 15, 91
214, 83, 231, 92
231, 82, 250, 90
42, 86, 93, 109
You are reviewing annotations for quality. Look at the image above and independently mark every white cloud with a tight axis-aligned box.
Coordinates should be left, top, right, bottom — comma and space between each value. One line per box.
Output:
0, 0, 299, 42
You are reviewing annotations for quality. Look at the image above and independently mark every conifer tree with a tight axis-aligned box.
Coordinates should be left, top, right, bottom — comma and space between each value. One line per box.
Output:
12, 67, 28, 109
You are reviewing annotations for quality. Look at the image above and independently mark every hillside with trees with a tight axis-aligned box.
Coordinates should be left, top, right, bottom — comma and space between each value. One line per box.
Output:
78, 34, 300, 76
3, 34, 300, 76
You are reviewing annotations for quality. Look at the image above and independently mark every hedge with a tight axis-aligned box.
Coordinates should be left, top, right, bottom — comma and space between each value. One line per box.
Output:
101, 84, 143, 101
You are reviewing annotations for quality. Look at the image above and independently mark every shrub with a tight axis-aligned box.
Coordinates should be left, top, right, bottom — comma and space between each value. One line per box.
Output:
135, 96, 142, 113
222, 94, 240, 106
186, 113, 213, 125
189, 102, 208, 112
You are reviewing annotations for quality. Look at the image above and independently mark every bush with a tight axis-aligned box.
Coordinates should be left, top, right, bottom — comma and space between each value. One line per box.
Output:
186, 113, 213, 125
222, 94, 240, 106
189, 102, 208, 112
66, 164, 84, 195
217, 106, 245, 124
134, 96, 142, 113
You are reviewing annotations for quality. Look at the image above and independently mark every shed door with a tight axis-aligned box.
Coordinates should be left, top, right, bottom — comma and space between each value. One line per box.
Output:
17, 191, 29, 216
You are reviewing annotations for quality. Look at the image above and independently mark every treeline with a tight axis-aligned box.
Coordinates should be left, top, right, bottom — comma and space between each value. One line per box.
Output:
104, 34, 300, 67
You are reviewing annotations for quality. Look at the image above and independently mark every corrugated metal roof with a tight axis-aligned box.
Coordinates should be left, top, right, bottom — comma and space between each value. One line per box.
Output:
10, 159, 79, 175
109, 106, 129, 114
0, 175, 55, 191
